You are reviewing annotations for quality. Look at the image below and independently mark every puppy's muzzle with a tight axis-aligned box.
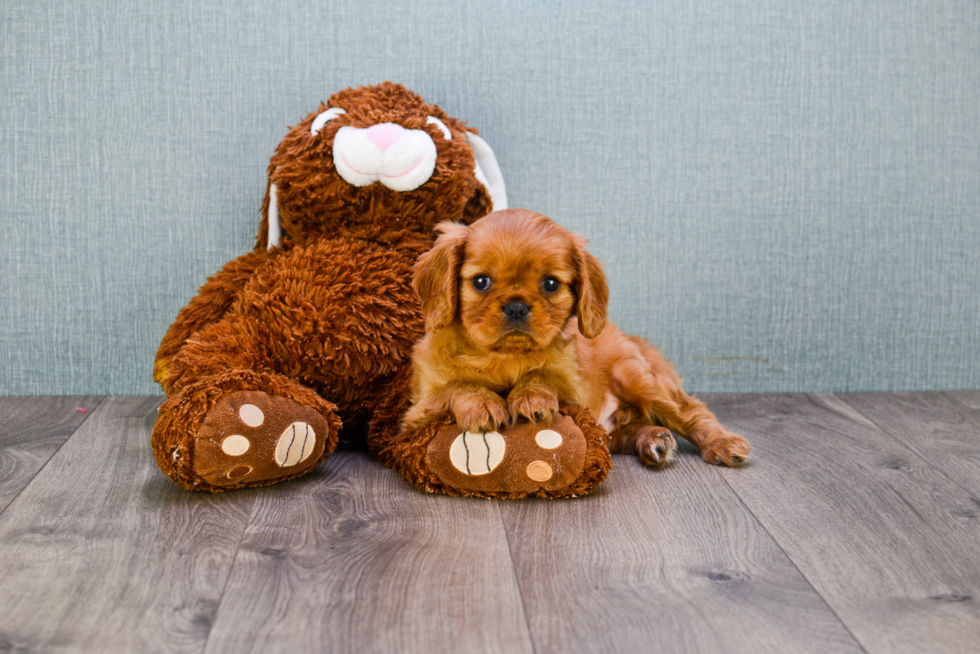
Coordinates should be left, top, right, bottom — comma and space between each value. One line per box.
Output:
503, 301, 530, 323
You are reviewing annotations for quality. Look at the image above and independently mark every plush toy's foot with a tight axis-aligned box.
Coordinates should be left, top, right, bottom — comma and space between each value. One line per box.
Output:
425, 414, 591, 495
368, 373, 612, 499
191, 391, 334, 488
153, 372, 341, 492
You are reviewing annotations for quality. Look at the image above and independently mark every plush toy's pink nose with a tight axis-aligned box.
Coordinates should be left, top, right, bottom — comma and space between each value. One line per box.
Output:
365, 123, 404, 152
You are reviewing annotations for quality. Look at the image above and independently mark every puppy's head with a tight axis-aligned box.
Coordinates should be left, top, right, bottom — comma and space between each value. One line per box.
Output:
413, 209, 608, 351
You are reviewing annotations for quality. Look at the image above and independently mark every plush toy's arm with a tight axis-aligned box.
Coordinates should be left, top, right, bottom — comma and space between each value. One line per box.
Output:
154, 249, 278, 391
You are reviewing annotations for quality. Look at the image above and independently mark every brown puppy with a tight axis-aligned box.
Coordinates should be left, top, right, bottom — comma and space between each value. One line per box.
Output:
403, 209, 752, 467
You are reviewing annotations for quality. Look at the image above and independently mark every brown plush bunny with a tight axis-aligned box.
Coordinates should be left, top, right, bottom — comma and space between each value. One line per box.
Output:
152, 82, 610, 497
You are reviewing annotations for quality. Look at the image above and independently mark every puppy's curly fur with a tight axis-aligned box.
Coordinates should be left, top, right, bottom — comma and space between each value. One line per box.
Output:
404, 209, 752, 467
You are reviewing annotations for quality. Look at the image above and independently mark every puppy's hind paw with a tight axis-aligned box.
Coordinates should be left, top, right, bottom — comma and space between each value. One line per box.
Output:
701, 432, 752, 466
635, 426, 676, 468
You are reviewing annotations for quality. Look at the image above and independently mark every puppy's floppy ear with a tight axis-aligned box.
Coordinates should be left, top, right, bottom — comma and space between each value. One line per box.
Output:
414, 222, 469, 331
572, 235, 609, 338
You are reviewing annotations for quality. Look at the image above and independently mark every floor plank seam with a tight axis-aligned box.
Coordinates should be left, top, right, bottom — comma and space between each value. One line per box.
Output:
712, 466, 871, 654
495, 503, 539, 654
199, 496, 263, 654
0, 395, 107, 520
833, 393, 980, 502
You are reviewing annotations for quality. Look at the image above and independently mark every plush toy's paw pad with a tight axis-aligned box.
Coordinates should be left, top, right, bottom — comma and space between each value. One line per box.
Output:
193, 391, 333, 487
448, 431, 507, 475
426, 415, 588, 494
635, 426, 676, 468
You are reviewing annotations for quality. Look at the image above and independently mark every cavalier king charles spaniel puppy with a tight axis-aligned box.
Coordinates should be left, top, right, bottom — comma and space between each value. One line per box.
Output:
402, 209, 751, 467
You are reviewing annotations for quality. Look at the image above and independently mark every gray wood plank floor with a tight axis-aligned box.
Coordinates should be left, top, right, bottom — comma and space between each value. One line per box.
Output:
707, 393, 980, 654
0, 392, 978, 653
0, 395, 103, 514
840, 391, 980, 497
203, 454, 533, 654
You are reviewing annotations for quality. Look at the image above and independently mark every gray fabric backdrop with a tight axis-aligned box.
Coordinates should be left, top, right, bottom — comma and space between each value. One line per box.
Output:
2, 0, 978, 395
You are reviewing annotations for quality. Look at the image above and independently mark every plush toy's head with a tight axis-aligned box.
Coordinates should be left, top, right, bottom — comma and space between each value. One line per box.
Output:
257, 82, 507, 249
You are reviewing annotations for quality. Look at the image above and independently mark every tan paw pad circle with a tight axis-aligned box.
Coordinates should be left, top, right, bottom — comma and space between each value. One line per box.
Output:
449, 431, 506, 476
534, 429, 563, 449
275, 422, 317, 467
221, 435, 251, 456
239, 403, 265, 427
526, 460, 553, 482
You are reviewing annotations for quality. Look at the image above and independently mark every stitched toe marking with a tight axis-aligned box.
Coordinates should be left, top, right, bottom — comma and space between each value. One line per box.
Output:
449, 431, 506, 476
275, 422, 316, 467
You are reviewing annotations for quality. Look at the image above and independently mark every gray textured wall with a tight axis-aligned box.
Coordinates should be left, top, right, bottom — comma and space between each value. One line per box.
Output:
2, 0, 978, 395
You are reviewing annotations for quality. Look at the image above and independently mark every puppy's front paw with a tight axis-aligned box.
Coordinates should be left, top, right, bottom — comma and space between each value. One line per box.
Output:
701, 431, 752, 466
452, 389, 509, 433
507, 385, 559, 424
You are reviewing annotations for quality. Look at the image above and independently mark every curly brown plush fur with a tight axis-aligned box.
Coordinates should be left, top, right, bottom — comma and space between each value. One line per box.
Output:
152, 82, 610, 496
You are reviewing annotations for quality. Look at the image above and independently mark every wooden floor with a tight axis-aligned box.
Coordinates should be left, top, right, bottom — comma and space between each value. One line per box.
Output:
0, 393, 979, 653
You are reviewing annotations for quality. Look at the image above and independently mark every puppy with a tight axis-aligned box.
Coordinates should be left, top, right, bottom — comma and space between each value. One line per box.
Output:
403, 209, 751, 467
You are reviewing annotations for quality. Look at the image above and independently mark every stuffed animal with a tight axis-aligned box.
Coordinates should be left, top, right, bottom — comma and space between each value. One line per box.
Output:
152, 82, 611, 497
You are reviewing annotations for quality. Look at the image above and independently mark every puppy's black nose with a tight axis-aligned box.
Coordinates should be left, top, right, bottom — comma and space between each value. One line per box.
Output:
503, 301, 530, 322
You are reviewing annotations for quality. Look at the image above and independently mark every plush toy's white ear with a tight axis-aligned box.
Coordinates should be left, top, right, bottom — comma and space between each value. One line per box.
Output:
267, 182, 281, 249
466, 132, 508, 211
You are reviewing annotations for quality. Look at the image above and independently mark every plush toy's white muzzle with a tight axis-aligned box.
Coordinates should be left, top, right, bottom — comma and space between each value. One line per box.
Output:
265, 107, 508, 250
333, 123, 438, 192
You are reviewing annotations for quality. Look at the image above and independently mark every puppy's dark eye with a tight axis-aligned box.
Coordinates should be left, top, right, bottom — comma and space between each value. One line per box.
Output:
542, 276, 561, 293
472, 275, 492, 291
